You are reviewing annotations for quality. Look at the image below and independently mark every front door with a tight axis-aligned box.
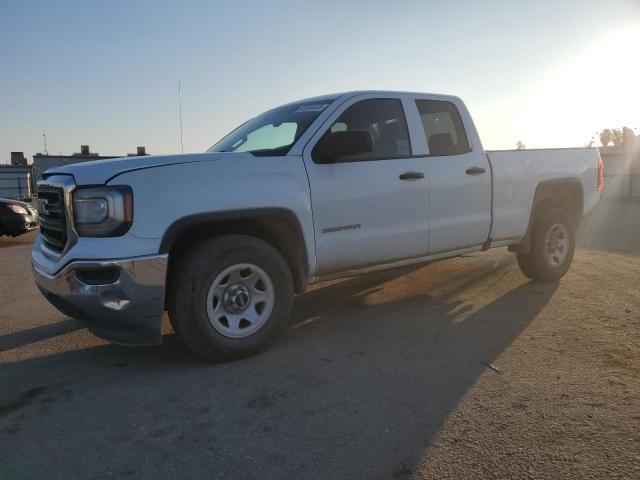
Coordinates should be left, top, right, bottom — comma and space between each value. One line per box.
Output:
302, 95, 430, 277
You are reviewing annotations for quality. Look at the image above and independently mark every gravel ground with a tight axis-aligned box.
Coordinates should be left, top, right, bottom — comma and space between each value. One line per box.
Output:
0, 201, 638, 479
0, 229, 38, 249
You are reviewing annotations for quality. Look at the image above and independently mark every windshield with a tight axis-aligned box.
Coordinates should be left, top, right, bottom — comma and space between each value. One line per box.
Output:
207, 99, 336, 156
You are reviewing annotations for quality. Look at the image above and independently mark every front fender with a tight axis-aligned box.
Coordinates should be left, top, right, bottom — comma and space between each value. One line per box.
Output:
111, 155, 317, 278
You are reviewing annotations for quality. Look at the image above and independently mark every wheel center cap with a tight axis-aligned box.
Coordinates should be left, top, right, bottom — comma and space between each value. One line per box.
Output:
223, 283, 251, 313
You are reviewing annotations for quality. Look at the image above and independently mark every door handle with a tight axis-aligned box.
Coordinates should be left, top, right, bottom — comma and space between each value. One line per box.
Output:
399, 171, 425, 181
465, 166, 486, 175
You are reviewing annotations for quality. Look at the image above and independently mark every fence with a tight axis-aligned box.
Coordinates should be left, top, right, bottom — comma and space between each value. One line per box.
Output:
600, 149, 640, 199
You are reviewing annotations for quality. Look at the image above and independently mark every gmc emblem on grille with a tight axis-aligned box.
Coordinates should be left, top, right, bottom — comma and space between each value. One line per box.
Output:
37, 198, 50, 216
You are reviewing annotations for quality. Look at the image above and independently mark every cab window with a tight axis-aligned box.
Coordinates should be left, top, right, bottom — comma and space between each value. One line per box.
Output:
208, 99, 337, 156
315, 98, 411, 162
230, 123, 297, 153
415, 100, 471, 156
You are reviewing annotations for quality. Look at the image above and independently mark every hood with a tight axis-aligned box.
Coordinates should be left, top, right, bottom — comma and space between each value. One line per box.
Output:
0, 198, 35, 209
44, 152, 236, 185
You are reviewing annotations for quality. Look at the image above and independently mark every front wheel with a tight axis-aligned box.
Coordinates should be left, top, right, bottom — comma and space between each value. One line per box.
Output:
168, 235, 294, 361
517, 209, 576, 282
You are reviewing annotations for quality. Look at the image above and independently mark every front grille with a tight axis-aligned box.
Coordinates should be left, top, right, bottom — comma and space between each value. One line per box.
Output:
38, 187, 67, 252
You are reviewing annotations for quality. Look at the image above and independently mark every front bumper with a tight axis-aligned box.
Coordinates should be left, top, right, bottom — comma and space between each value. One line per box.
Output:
33, 253, 168, 345
3, 213, 38, 236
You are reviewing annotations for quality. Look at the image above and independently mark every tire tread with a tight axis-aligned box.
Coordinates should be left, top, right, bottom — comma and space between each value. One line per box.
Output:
168, 234, 293, 361
517, 208, 576, 282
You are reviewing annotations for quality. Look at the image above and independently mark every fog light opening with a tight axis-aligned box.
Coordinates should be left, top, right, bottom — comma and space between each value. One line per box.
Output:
75, 268, 120, 285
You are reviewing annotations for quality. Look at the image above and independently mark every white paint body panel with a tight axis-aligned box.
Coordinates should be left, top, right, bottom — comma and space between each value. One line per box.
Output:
487, 148, 601, 243
115, 154, 317, 274
405, 95, 493, 254
302, 93, 430, 276
50, 152, 227, 186
35, 90, 601, 285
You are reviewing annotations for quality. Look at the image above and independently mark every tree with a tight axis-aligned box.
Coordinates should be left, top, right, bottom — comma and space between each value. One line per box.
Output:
612, 129, 623, 147
600, 129, 613, 147
622, 126, 636, 149
516, 140, 526, 150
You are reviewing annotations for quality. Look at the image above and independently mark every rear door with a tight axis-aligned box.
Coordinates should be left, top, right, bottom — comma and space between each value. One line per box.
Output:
408, 97, 492, 253
302, 94, 430, 276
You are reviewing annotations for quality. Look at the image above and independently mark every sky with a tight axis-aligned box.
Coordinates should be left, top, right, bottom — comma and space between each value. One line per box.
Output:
1, 0, 639, 162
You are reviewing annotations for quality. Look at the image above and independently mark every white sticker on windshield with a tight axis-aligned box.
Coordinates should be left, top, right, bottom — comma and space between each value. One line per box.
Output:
295, 104, 328, 113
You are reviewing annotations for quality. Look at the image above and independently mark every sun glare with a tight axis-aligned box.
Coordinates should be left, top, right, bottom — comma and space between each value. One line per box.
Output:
514, 25, 640, 148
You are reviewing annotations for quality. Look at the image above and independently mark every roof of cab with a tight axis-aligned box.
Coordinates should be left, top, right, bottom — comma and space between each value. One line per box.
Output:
274, 90, 462, 113
285, 90, 461, 106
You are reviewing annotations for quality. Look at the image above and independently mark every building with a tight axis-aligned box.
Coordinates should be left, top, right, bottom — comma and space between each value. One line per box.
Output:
11, 151, 27, 166
0, 164, 32, 200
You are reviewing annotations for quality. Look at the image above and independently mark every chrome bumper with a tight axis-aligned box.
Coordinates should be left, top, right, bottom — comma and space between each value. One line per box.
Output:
33, 254, 168, 345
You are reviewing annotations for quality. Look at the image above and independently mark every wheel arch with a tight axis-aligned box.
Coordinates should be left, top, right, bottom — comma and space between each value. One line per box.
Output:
160, 208, 309, 294
509, 177, 583, 254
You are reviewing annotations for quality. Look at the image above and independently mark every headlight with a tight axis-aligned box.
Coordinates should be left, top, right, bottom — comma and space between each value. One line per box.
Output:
7, 204, 29, 215
73, 186, 133, 236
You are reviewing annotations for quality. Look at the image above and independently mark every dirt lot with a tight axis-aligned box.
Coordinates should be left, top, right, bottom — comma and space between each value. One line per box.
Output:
0, 201, 639, 479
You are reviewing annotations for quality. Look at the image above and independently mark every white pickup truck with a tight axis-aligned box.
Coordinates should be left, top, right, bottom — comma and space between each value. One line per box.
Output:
33, 91, 603, 360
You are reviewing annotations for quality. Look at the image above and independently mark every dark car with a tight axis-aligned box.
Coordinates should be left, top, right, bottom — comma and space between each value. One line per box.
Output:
0, 198, 39, 237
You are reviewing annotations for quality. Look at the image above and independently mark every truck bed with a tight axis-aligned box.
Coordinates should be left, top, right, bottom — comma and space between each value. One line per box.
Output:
486, 148, 601, 246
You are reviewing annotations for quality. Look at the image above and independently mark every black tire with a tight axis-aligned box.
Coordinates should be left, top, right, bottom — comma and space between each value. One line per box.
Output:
517, 208, 576, 282
168, 235, 294, 361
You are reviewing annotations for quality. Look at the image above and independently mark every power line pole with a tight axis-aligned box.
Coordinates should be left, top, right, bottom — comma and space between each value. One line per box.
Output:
178, 80, 184, 153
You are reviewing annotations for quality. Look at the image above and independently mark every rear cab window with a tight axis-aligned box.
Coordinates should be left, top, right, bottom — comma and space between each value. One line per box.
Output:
415, 100, 471, 156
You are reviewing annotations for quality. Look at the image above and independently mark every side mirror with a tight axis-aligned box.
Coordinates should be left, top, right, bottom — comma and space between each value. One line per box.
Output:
314, 130, 373, 163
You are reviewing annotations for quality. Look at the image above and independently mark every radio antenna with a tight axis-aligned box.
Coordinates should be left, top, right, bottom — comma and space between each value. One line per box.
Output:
42, 133, 48, 155
178, 80, 184, 153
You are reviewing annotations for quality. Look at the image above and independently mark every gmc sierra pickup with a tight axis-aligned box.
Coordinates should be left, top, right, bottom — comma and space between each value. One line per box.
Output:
32, 91, 603, 360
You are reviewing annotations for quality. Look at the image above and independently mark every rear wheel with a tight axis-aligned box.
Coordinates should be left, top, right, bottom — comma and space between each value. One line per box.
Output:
517, 209, 576, 282
168, 235, 294, 361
